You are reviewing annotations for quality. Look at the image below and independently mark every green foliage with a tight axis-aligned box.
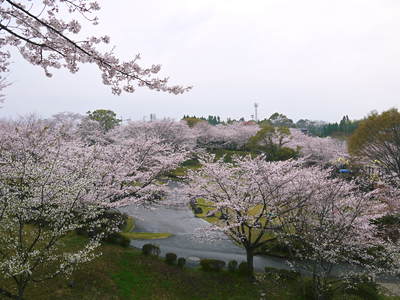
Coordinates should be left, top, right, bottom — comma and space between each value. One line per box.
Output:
246, 124, 298, 161
87, 109, 122, 132
182, 115, 223, 126
4, 232, 390, 300
75, 209, 126, 238
177, 257, 186, 269
299, 115, 360, 137
199, 259, 226, 272
348, 108, 400, 181
268, 112, 295, 128
339, 276, 380, 300
120, 232, 172, 240
264, 267, 300, 282
141, 244, 161, 256
228, 260, 238, 272
348, 109, 400, 155
209, 149, 255, 163
182, 116, 206, 127
181, 157, 201, 167
259, 239, 292, 257
207, 115, 222, 125
238, 262, 252, 276
271, 146, 299, 161
104, 232, 130, 247
331, 295, 364, 300
165, 253, 177, 265
371, 214, 400, 242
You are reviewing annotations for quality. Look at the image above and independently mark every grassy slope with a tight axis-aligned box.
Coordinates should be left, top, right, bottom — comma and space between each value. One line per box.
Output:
1, 235, 398, 300
0, 240, 267, 300
121, 216, 172, 240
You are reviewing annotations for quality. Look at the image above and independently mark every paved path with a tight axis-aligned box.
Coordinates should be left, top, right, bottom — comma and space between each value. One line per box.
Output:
119, 184, 399, 287
119, 185, 291, 271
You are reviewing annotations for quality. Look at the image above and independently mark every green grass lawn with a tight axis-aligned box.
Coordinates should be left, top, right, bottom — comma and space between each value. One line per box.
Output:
1, 232, 398, 299
2, 241, 398, 300
0, 240, 266, 300
120, 232, 172, 240
120, 216, 172, 240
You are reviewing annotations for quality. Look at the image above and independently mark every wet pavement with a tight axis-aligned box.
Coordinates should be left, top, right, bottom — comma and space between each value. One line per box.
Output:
119, 184, 291, 271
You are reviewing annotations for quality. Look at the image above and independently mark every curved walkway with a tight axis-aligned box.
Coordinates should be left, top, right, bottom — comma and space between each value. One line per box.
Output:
119, 185, 291, 272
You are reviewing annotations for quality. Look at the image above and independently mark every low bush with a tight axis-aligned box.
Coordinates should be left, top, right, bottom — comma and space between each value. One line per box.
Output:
177, 257, 186, 268
237, 262, 251, 276
76, 210, 128, 238
339, 277, 380, 300
264, 266, 300, 281
165, 253, 177, 265
331, 295, 364, 300
142, 244, 161, 256
200, 259, 226, 272
228, 260, 238, 272
104, 232, 130, 247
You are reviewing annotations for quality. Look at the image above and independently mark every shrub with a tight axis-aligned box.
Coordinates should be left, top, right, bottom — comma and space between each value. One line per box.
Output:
238, 262, 251, 276
104, 232, 130, 247
76, 209, 128, 237
142, 244, 161, 256
264, 266, 300, 281
177, 257, 186, 268
340, 277, 380, 300
228, 260, 238, 272
165, 253, 177, 265
200, 259, 226, 272
193, 207, 203, 214
331, 295, 364, 300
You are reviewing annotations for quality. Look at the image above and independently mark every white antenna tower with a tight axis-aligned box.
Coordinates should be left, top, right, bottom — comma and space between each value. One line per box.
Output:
254, 102, 259, 122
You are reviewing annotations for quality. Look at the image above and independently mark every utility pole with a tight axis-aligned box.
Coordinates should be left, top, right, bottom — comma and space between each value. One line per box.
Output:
254, 102, 259, 122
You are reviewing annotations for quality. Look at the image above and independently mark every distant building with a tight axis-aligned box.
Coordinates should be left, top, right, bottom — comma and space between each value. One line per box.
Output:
150, 113, 156, 121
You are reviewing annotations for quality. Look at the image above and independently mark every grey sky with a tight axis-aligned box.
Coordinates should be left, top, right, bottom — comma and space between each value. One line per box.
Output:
1, 0, 399, 122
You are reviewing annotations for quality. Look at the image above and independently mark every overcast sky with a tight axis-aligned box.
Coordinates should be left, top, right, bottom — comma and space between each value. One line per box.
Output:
1, 0, 399, 122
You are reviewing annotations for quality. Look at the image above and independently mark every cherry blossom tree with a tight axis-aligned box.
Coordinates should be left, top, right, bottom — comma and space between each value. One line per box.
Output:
286, 129, 348, 164
285, 177, 386, 299
185, 155, 334, 276
116, 120, 197, 151
366, 184, 400, 278
0, 0, 191, 96
193, 122, 259, 150
0, 116, 187, 299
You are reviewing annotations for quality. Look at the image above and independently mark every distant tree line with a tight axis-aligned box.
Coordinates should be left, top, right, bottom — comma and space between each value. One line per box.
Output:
183, 113, 360, 138
182, 115, 223, 126
296, 115, 360, 137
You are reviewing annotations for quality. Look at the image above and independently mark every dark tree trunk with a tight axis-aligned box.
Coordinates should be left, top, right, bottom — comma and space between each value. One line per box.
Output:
17, 285, 25, 300
246, 248, 254, 277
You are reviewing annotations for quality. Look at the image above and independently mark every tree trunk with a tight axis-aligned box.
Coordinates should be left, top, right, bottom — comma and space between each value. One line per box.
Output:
17, 283, 26, 300
246, 248, 254, 277
17, 289, 24, 300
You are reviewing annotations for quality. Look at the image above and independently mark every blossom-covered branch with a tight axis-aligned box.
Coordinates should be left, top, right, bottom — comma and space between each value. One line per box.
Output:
0, 0, 191, 95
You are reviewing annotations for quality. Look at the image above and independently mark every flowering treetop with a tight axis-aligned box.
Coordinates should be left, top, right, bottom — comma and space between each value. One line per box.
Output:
193, 121, 259, 150
0, 116, 189, 298
0, 0, 191, 95
287, 129, 348, 164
